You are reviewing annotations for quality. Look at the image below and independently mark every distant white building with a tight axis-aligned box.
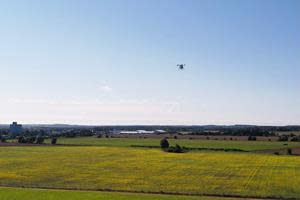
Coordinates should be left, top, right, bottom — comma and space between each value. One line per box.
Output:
10, 122, 22, 136
154, 130, 167, 134
119, 131, 139, 134
118, 130, 164, 134
136, 130, 155, 134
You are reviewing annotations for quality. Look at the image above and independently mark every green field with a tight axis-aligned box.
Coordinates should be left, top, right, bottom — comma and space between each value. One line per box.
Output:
0, 146, 299, 199
45, 137, 300, 151
0, 187, 237, 200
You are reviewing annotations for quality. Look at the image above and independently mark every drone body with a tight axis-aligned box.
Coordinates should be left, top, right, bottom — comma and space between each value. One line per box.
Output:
177, 64, 186, 70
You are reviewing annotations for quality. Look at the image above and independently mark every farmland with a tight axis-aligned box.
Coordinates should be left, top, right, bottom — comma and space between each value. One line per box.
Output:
0, 146, 300, 199
45, 137, 300, 151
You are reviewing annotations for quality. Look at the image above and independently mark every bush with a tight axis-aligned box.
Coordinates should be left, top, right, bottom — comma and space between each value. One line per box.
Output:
248, 136, 257, 141
278, 135, 289, 141
287, 148, 292, 155
174, 144, 184, 153
291, 136, 300, 142
165, 144, 186, 153
160, 138, 169, 149
51, 138, 57, 145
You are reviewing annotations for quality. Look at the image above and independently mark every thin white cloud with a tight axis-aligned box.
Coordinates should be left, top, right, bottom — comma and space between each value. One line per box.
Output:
99, 85, 112, 92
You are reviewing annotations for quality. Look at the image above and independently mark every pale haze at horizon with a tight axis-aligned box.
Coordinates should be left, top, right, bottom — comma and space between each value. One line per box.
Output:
0, 0, 299, 125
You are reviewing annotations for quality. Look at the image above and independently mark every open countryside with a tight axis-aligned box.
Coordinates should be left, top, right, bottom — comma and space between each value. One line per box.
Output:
0, 142, 300, 199
1, 0, 300, 199
1, 125, 300, 199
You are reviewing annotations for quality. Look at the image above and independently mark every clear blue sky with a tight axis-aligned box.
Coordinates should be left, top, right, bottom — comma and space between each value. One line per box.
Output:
0, 0, 299, 125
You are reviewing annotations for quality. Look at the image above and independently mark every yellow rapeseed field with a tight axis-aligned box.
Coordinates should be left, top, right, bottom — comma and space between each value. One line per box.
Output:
0, 146, 299, 199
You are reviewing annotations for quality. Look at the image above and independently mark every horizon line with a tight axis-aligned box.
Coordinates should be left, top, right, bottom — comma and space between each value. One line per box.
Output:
1, 123, 300, 127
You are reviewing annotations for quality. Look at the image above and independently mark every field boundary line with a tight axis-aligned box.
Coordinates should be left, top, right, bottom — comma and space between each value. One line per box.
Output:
0, 185, 297, 200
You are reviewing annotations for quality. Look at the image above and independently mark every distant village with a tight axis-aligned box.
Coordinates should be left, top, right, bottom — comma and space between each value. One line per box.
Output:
1, 122, 300, 140
1, 122, 169, 139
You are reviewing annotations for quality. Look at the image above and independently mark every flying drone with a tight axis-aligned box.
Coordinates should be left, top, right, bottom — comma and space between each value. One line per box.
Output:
177, 64, 185, 70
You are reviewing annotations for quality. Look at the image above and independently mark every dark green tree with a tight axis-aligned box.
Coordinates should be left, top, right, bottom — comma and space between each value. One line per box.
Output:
51, 138, 57, 145
160, 138, 169, 149
36, 136, 44, 144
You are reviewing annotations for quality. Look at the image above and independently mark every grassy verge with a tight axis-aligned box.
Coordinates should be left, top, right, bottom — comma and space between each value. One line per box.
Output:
44, 137, 300, 151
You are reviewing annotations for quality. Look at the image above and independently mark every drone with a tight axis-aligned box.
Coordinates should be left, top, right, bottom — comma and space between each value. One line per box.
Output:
177, 64, 185, 70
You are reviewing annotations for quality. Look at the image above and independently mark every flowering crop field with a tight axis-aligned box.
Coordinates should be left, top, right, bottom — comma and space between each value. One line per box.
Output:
0, 146, 299, 199
0, 187, 236, 200
45, 137, 300, 151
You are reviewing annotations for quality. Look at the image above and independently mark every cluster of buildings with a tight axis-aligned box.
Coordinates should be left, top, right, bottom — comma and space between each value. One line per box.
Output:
5, 122, 166, 137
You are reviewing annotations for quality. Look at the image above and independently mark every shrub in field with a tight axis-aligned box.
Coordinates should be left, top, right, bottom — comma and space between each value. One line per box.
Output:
174, 144, 184, 153
51, 138, 57, 145
289, 133, 296, 137
174, 135, 178, 139
166, 144, 186, 153
160, 138, 169, 149
290, 136, 300, 142
278, 135, 289, 141
248, 136, 257, 141
166, 146, 174, 152
287, 148, 292, 155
